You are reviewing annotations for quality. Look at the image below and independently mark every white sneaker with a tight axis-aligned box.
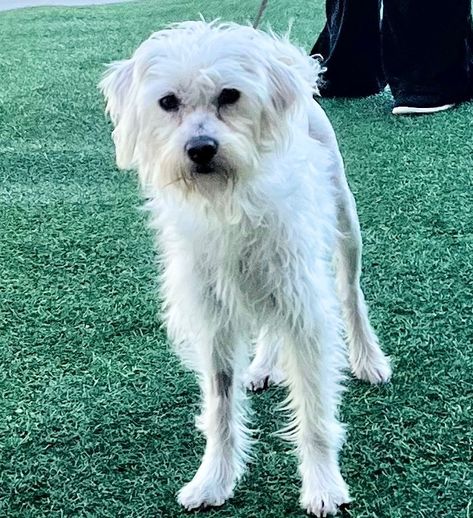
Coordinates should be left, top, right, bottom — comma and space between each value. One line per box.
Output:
392, 103, 455, 115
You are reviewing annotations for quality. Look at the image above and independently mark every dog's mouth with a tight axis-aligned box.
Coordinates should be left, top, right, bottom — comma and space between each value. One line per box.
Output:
187, 158, 236, 197
194, 163, 215, 175
190, 157, 234, 180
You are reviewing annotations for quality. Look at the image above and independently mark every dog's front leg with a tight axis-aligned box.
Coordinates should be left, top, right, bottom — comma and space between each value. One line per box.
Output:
281, 320, 350, 517
177, 329, 250, 511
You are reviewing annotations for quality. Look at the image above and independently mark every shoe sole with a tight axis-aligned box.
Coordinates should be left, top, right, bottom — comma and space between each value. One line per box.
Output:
392, 104, 455, 115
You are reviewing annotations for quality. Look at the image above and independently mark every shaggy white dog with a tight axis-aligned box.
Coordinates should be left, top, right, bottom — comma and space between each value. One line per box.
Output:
100, 21, 391, 517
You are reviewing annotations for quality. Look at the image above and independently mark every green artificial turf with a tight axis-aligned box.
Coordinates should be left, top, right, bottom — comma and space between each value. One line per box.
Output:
0, 1, 472, 517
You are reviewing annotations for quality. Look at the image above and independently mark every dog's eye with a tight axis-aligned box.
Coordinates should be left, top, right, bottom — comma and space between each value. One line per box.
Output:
218, 88, 240, 107
159, 94, 180, 112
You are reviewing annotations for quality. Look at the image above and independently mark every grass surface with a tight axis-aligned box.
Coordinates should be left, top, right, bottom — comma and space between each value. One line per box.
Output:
0, 1, 472, 517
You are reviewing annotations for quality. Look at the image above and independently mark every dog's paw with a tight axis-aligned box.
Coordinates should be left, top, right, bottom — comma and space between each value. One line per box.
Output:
301, 478, 350, 517
244, 364, 285, 392
177, 478, 233, 511
301, 461, 350, 517
304, 496, 349, 517
352, 352, 392, 384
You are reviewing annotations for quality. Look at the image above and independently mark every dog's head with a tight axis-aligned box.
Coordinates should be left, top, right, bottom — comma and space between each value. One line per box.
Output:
100, 21, 320, 201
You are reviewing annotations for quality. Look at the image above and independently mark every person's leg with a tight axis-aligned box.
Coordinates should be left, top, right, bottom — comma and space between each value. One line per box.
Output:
383, 0, 473, 112
311, 0, 386, 97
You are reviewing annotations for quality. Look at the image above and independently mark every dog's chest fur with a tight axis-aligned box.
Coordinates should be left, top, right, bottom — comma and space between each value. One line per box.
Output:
198, 213, 287, 307
154, 176, 337, 330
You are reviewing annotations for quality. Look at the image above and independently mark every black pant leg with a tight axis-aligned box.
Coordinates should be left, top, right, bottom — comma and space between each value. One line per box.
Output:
311, 0, 386, 97
382, 0, 473, 106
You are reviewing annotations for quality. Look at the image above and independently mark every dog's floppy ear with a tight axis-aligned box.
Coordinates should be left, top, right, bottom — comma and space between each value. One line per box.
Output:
265, 34, 320, 111
256, 35, 319, 146
266, 58, 307, 114
99, 59, 139, 170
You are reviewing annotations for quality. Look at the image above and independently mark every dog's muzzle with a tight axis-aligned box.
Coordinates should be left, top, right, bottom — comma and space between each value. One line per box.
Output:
185, 136, 219, 170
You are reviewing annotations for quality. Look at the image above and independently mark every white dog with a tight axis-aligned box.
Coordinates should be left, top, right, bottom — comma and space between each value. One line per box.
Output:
100, 21, 391, 517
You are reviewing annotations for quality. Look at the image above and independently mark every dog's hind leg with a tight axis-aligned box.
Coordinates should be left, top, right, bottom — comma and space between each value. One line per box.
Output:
244, 326, 285, 392
333, 175, 391, 384
308, 100, 391, 385
177, 326, 251, 511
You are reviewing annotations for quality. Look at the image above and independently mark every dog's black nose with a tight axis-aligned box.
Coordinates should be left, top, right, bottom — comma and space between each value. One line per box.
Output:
185, 136, 218, 165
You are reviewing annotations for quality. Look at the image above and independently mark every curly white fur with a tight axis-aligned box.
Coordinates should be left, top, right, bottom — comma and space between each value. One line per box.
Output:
100, 20, 391, 517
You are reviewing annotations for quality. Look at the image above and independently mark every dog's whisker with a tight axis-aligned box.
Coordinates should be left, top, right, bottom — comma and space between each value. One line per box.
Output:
161, 176, 186, 189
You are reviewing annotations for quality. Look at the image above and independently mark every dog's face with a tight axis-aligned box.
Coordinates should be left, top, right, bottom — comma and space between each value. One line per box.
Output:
100, 21, 319, 200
